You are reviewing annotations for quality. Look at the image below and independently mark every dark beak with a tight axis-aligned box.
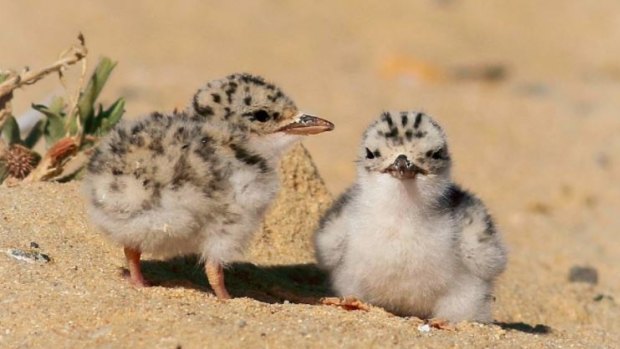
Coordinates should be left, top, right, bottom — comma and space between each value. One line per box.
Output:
277, 113, 335, 135
382, 155, 427, 179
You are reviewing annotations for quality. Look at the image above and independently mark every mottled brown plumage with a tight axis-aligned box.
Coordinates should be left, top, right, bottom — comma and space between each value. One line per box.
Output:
83, 73, 333, 297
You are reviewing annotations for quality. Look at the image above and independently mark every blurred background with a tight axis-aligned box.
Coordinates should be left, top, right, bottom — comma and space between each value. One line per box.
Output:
2, 0, 619, 329
2, 1, 619, 202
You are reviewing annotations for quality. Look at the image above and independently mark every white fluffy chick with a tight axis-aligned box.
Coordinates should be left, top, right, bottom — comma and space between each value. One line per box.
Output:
83, 73, 334, 298
314, 111, 506, 322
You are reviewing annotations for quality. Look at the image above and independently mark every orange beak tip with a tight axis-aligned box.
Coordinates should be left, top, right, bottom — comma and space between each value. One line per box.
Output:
278, 114, 335, 135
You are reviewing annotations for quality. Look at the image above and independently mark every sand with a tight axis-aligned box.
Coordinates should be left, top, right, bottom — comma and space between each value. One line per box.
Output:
0, 145, 617, 349
1, 146, 618, 348
2, 1, 620, 348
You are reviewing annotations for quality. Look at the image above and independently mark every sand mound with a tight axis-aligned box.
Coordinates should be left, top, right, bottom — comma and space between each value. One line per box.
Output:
249, 144, 333, 264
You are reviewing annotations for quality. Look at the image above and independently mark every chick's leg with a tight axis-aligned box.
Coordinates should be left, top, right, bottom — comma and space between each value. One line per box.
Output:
205, 260, 231, 299
124, 246, 149, 287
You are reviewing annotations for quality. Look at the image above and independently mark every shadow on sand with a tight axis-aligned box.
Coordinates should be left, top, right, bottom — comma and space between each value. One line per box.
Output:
127, 256, 332, 304
494, 322, 553, 335
123, 257, 553, 335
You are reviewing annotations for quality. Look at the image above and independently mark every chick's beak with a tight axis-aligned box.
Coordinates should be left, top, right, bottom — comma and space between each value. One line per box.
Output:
382, 155, 427, 179
277, 113, 335, 135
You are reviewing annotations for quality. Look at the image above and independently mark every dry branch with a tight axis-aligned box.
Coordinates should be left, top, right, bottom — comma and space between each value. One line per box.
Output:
0, 34, 87, 134
0, 81, 15, 133
23, 137, 78, 182
1, 34, 124, 186
0, 35, 87, 98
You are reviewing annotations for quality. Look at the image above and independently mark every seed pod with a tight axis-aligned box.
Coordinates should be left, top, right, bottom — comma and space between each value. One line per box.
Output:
5, 144, 37, 179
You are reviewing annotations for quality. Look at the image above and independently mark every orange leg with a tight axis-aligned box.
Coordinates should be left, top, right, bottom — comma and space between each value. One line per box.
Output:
124, 247, 149, 287
205, 260, 231, 299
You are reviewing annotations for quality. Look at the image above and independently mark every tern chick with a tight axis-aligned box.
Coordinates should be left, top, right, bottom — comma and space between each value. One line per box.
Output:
314, 111, 506, 322
84, 73, 334, 298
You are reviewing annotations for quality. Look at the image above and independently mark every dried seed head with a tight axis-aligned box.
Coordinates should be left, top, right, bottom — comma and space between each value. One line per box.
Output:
48, 137, 78, 166
6, 144, 37, 179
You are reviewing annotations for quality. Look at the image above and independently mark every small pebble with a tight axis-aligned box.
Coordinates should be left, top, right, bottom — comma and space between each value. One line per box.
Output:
595, 153, 610, 169
5, 248, 51, 263
30, 242, 40, 249
451, 64, 507, 82
417, 324, 431, 333
593, 294, 614, 302
236, 319, 247, 328
514, 83, 551, 97
527, 202, 552, 215
568, 265, 598, 285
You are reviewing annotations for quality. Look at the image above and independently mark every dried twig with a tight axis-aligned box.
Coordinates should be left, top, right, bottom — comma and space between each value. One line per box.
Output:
1, 34, 124, 185
0, 34, 86, 132
59, 37, 89, 143
23, 137, 78, 182
0, 76, 15, 132
0, 138, 7, 159
0, 34, 87, 98
0, 34, 88, 185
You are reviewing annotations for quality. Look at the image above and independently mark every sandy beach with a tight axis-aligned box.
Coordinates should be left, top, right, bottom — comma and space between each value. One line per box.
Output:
1, 1, 620, 348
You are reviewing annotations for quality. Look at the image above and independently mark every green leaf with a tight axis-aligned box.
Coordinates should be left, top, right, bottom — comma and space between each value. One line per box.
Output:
77, 57, 117, 131
33, 101, 66, 146
48, 96, 66, 115
88, 104, 105, 135
23, 118, 46, 148
0, 72, 8, 83
2, 115, 21, 145
95, 98, 125, 135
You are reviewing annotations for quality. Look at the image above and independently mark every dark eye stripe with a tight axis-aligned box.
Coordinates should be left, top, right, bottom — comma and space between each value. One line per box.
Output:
401, 114, 408, 127
414, 112, 423, 128
381, 112, 393, 127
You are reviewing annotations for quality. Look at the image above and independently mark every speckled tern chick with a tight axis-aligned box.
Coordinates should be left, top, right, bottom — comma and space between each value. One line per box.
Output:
314, 111, 506, 322
83, 73, 334, 298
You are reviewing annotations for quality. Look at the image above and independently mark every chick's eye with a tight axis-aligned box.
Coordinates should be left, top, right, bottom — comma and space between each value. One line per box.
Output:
365, 147, 375, 159
252, 110, 270, 122
427, 147, 447, 160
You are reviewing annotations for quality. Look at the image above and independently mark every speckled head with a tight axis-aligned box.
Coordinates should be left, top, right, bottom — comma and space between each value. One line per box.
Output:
359, 111, 451, 179
189, 73, 333, 136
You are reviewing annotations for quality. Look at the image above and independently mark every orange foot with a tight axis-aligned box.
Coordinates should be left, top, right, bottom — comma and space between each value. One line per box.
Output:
321, 296, 370, 311
426, 318, 455, 331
